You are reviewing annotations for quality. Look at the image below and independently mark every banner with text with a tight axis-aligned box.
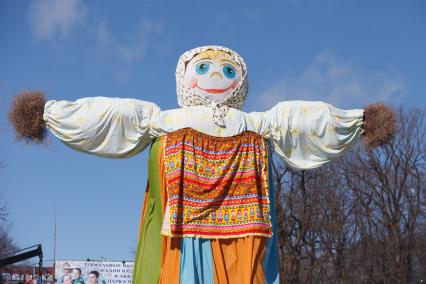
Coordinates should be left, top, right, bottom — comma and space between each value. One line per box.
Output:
55, 260, 134, 284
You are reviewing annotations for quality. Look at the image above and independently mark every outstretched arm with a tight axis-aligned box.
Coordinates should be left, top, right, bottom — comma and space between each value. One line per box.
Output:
254, 100, 395, 169
9, 91, 160, 158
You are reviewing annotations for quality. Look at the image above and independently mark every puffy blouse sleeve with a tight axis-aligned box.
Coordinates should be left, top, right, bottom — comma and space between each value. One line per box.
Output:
43, 96, 160, 158
262, 100, 364, 169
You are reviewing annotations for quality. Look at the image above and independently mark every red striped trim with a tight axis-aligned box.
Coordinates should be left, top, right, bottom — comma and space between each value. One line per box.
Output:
168, 229, 272, 236
165, 144, 263, 159
168, 198, 269, 207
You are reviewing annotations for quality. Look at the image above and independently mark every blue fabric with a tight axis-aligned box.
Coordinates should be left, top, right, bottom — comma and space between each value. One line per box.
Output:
262, 155, 281, 284
180, 237, 214, 284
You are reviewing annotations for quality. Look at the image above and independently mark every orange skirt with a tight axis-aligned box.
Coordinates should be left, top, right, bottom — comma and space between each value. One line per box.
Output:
133, 132, 280, 284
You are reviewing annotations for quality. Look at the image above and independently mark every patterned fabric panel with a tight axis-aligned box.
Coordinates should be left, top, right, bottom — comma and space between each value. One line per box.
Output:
162, 127, 272, 238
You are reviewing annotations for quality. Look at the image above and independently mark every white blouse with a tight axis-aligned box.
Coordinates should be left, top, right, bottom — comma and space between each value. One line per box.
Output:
43, 97, 364, 169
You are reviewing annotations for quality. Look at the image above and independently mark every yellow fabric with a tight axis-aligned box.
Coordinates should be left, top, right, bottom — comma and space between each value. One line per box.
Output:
211, 236, 267, 284
159, 237, 181, 284
157, 136, 182, 283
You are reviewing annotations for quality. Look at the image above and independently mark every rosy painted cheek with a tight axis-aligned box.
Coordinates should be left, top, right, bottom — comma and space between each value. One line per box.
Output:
190, 77, 197, 89
231, 80, 239, 89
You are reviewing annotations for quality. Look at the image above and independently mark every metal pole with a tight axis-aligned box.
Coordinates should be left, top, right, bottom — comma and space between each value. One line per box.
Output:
39, 246, 43, 284
53, 209, 57, 283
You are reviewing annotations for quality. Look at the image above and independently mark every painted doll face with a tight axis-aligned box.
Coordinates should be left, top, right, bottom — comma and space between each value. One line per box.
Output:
183, 50, 242, 103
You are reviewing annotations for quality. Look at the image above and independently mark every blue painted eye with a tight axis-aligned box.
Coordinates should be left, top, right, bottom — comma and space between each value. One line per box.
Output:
195, 62, 210, 75
223, 65, 236, 79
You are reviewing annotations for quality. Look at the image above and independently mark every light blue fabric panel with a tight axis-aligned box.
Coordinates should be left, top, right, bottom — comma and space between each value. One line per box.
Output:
180, 237, 214, 284
262, 154, 281, 284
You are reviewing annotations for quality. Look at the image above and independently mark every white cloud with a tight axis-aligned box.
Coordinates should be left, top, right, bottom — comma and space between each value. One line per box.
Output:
26, 0, 167, 64
95, 18, 166, 62
256, 49, 406, 109
27, 0, 87, 41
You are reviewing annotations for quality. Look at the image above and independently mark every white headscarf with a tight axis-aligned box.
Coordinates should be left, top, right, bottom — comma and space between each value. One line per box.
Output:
175, 45, 248, 127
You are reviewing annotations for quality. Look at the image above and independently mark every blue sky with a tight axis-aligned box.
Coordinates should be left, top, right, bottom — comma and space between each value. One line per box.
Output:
0, 0, 425, 264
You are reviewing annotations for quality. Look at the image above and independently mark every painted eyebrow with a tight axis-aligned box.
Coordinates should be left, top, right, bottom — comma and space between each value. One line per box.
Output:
220, 59, 239, 69
220, 58, 236, 64
192, 57, 213, 64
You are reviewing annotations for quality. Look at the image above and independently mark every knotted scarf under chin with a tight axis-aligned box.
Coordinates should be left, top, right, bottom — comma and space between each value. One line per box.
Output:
211, 101, 229, 127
